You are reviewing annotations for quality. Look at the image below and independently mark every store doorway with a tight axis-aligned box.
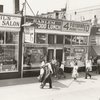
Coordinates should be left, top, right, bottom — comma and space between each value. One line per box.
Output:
56, 49, 63, 66
47, 49, 54, 62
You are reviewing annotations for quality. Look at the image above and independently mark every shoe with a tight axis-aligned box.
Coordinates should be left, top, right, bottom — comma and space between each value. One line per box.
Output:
40, 83, 44, 89
49, 87, 52, 89
90, 75, 91, 79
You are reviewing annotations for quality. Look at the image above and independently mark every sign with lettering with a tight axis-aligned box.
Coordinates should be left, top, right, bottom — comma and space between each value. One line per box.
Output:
24, 27, 34, 43
26, 17, 62, 30
0, 15, 21, 28
74, 48, 85, 53
62, 21, 90, 33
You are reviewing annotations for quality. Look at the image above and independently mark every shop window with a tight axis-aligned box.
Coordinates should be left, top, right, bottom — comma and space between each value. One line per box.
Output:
79, 36, 88, 45
23, 47, 47, 68
65, 35, 71, 44
72, 36, 88, 45
6, 32, 19, 44
72, 36, 79, 45
0, 32, 4, 44
48, 34, 54, 44
0, 45, 18, 72
56, 35, 63, 44
36, 33, 46, 44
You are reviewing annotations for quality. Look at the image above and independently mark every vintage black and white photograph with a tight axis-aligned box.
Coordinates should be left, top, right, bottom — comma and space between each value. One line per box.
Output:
0, 0, 100, 100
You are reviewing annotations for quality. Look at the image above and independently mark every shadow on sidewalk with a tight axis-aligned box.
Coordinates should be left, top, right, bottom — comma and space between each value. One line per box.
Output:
0, 77, 39, 87
0, 71, 99, 87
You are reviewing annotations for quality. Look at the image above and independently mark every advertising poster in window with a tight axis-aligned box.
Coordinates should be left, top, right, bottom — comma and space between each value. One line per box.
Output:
64, 47, 87, 67
24, 27, 34, 43
23, 47, 47, 68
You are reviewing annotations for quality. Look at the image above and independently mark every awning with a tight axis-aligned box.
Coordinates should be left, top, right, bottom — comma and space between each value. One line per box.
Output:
92, 46, 100, 56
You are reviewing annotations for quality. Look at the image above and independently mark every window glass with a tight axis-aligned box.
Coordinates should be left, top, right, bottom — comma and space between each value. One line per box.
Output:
72, 36, 88, 45
0, 45, 18, 72
36, 33, 46, 44
0, 31, 19, 73
0, 5, 3, 12
56, 35, 63, 44
23, 47, 47, 68
72, 36, 79, 45
6, 32, 19, 44
65, 35, 71, 44
48, 35, 54, 44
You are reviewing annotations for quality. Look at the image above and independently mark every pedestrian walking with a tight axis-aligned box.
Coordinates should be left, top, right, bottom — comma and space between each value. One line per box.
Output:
85, 59, 92, 79
72, 62, 79, 80
37, 60, 46, 84
58, 61, 66, 79
40, 62, 53, 89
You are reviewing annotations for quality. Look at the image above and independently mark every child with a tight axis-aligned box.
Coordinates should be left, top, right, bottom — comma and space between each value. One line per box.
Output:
72, 62, 79, 80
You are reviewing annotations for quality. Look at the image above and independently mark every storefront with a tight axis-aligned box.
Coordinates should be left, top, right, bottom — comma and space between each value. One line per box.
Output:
0, 13, 21, 79
22, 16, 90, 76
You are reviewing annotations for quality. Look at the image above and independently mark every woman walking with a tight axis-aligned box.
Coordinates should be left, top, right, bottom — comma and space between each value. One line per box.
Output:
85, 59, 92, 79
72, 62, 79, 80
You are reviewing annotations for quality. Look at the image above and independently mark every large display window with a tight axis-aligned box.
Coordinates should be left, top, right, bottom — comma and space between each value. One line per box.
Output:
23, 47, 47, 68
64, 47, 86, 68
0, 31, 19, 73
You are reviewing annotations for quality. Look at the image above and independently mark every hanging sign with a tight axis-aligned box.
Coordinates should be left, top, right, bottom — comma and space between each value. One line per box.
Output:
24, 27, 34, 43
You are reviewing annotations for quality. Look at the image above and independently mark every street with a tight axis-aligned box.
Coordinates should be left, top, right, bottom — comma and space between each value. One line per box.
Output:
0, 73, 100, 100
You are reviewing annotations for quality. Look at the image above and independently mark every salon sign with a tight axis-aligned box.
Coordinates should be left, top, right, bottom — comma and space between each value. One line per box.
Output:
0, 15, 21, 28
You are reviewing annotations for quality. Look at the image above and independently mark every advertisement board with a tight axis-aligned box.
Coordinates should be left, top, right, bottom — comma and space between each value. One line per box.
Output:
24, 27, 34, 43
62, 21, 90, 33
26, 17, 62, 31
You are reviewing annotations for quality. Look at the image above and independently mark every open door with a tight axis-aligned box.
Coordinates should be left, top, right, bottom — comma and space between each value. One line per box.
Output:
56, 49, 63, 65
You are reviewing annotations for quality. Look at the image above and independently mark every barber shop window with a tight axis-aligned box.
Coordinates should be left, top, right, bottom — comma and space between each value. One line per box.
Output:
48, 34, 54, 44
56, 35, 63, 44
36, 33, 47, 44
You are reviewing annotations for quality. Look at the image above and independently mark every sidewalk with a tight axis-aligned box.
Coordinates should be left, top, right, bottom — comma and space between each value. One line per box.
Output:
0, 72, 100, 100
0, 71, 98, 87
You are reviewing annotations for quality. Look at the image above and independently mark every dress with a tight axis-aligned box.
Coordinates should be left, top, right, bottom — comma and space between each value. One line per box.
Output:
85, 60, 92, 79
72, 65, 79, 79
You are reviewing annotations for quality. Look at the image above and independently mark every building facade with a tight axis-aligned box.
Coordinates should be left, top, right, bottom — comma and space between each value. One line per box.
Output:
0, 13, 21, 79
0, 0, 19, 14
22, 16, 91, 75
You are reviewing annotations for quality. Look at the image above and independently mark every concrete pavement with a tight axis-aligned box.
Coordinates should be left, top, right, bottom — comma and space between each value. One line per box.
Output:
0, 72, 100, 100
